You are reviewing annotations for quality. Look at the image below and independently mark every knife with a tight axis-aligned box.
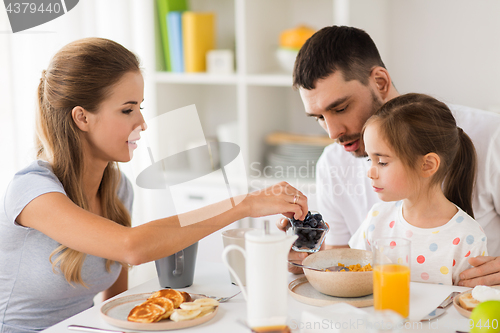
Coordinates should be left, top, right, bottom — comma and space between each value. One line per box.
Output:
421, 291, 461, 321
68, 325, 130, 333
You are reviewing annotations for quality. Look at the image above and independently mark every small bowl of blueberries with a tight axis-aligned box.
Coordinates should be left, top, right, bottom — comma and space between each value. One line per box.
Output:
287, 211, 329, 253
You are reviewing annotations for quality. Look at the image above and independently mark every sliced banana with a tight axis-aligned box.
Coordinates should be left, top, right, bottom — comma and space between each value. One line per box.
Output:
170, 308, 202, 322
179, 302, 200, 310
193, 298, 219, 307
197, 305, 216, 317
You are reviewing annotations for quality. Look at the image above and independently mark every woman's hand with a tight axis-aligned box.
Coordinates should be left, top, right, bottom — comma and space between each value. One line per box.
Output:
243, 181, 308, 221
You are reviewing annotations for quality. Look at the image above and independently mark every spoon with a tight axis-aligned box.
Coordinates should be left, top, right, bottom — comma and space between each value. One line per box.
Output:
287, 261, 350, 272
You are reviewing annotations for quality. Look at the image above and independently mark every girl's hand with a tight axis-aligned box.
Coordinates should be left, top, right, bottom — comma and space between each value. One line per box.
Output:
243, 181, 308, 221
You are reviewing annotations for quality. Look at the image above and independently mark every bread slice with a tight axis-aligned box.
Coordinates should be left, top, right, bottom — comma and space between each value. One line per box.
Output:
459, 292, 480, 311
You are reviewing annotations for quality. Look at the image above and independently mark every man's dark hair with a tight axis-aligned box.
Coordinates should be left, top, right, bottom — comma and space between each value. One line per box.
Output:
293, 26, 386, 90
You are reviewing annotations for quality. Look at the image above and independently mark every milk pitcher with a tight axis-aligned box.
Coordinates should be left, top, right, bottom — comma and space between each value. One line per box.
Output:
222, 228, 297, 329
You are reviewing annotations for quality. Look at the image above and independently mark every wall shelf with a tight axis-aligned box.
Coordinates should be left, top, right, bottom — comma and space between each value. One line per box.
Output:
155, 72, 239, 85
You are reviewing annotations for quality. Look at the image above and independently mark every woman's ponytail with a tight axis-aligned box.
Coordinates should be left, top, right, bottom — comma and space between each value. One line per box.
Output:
443, 127, 477, 218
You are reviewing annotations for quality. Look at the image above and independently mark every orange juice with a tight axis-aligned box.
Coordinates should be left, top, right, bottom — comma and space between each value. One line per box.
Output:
251, 325, 290, 333
373, 264, 410, 318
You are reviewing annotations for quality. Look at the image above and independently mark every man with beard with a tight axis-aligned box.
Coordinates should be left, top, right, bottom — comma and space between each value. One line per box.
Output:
282, 25, 500, 287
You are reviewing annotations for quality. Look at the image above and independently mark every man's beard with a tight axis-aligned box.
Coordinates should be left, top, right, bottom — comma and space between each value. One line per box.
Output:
338, 91, 383, 158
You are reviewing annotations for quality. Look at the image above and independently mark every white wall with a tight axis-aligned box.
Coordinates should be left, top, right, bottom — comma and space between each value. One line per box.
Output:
347, 0, 500, 112
386, 0, 500, 111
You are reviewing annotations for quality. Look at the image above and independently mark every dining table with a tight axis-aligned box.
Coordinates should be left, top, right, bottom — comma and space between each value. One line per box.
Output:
42, 261, 473, 333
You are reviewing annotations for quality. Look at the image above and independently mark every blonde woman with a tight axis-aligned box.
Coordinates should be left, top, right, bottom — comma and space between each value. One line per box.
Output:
0, 38, 308, 333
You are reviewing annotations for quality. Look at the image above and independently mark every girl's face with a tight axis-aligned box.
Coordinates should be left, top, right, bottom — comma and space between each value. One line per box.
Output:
363, 121, 415, 201
84, 71, 146, 164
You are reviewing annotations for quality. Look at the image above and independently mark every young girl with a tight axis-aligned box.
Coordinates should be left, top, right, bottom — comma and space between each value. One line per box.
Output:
0, 38, 308, 333
349, 93, 487, 285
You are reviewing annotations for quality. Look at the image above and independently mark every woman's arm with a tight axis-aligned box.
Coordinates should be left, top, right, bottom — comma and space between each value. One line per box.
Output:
17, 182, 307, 265
101, 266, 128, 301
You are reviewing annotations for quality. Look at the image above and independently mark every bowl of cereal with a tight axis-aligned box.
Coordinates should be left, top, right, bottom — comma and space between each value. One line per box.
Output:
302, 248, 373, 297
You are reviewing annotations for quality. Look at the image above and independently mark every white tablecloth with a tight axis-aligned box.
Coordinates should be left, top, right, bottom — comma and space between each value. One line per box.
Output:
42, 261, 471, 333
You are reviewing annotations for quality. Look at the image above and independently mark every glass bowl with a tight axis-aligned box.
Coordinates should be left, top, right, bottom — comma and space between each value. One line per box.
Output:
287, 211, 329, 253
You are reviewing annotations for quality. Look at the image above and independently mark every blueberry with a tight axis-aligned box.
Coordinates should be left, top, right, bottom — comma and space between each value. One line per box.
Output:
291, 211, 326, 251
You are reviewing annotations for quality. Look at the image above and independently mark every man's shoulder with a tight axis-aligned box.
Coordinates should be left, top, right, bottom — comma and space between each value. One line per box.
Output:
449, 104, 500, 135
319, 143, 366, 166
317, 143, 368, 182
448, 103, 500, 118
321, 142, 343, 158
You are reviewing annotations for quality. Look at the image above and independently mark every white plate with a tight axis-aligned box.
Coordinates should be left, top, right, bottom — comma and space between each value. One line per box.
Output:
100, 292, 218, 331
453, 289, 473, 318
288, 277, 374, 308
453, 286, 500, 318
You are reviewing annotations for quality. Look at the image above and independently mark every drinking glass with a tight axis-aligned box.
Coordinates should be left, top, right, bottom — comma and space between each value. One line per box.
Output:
372, 237, 411, 319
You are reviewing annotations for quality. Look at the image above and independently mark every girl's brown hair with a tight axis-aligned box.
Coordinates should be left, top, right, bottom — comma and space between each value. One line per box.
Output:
364, 93, 477, 218
36, 37, 140, 286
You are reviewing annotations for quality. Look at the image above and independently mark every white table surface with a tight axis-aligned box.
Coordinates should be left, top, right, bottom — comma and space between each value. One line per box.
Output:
42, 261, 472, 333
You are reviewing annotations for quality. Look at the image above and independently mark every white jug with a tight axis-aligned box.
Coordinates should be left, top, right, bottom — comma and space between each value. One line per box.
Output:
222, 229, 297, 329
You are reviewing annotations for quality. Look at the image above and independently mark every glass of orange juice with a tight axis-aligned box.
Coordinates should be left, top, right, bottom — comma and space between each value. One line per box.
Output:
372, 237, 411, 319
